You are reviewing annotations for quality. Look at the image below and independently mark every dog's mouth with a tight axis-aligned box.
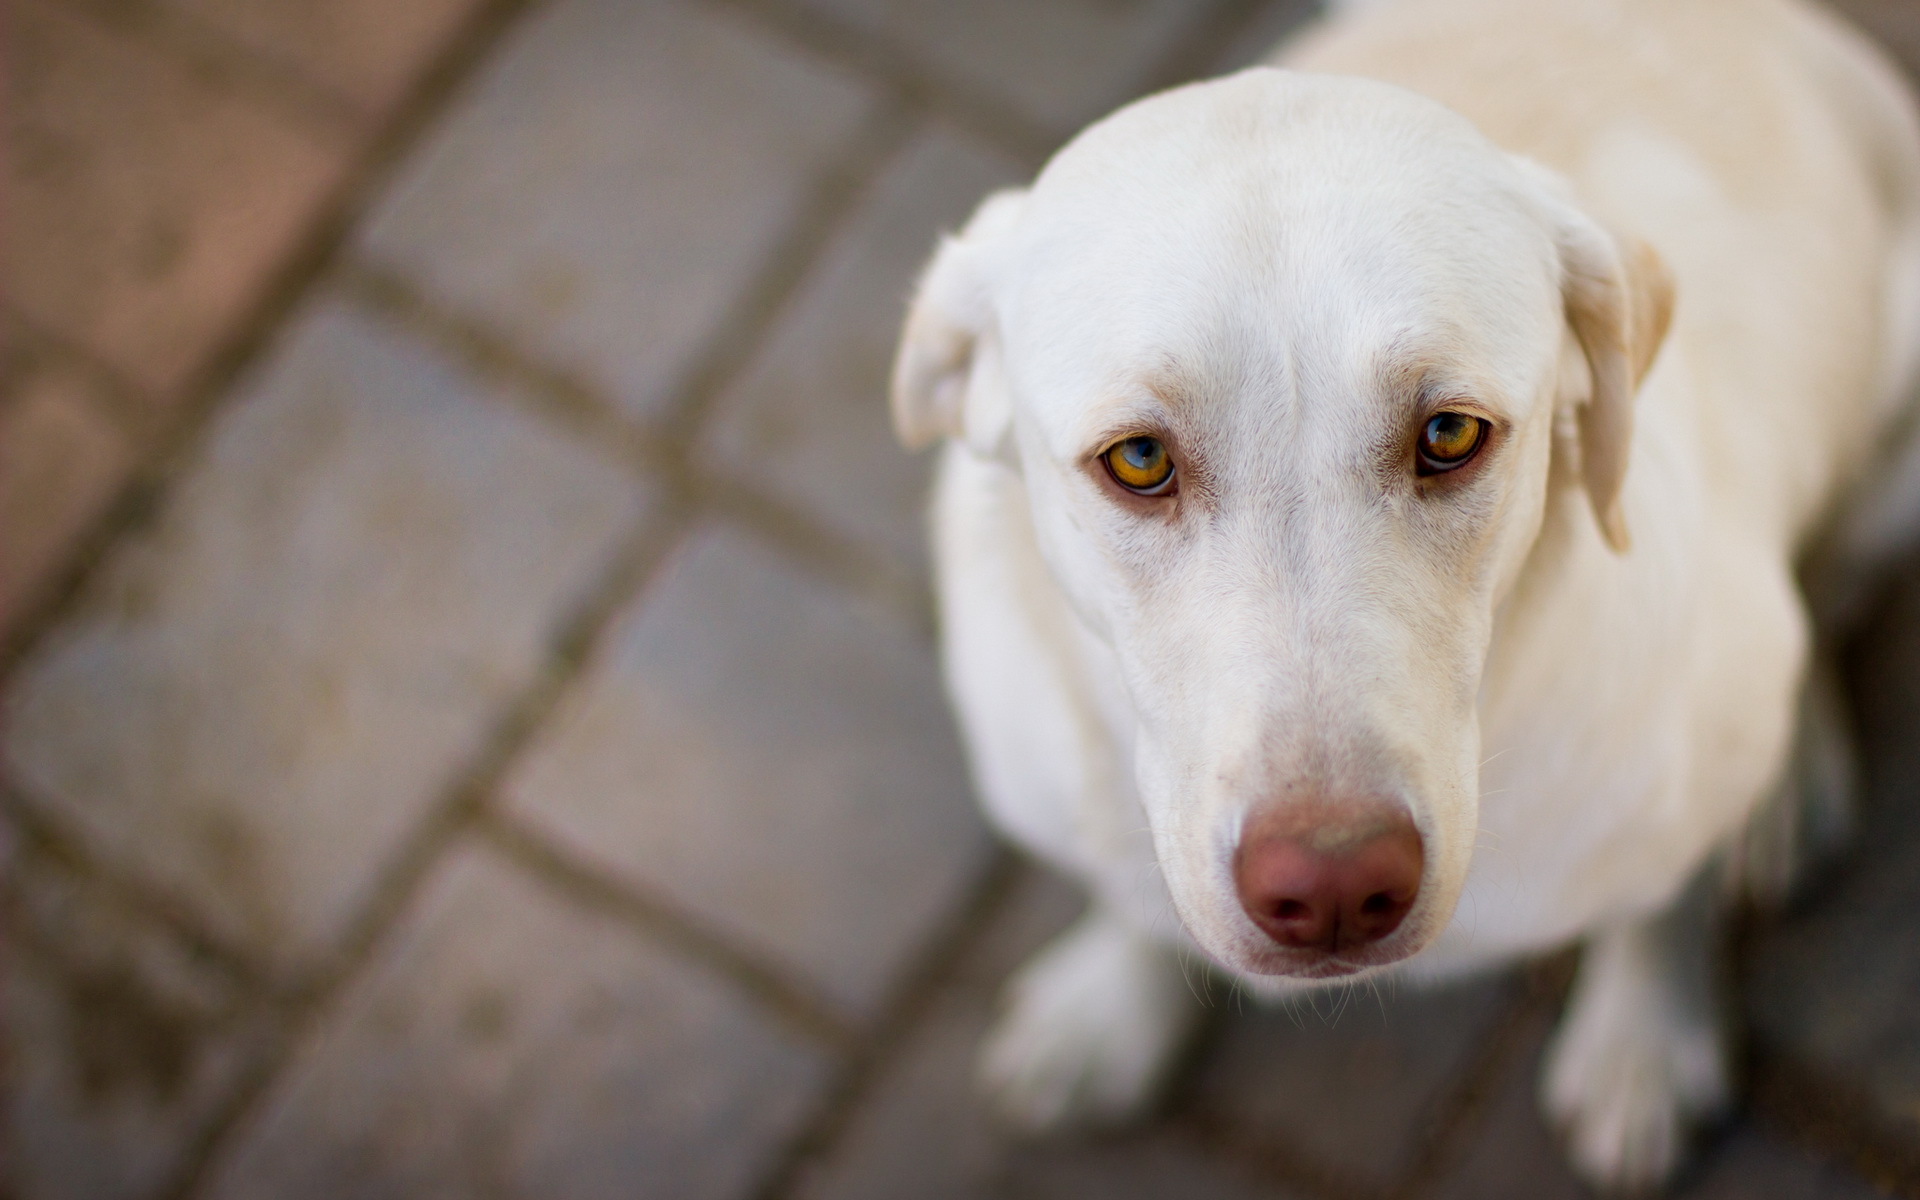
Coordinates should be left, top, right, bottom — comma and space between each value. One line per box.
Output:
1227, 932, 1426, 981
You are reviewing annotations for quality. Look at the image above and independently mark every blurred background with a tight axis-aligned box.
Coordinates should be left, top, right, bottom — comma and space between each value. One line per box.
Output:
7, 0, 1920, 1196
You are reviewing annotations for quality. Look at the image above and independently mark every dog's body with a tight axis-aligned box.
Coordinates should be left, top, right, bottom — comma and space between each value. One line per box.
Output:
895, 0, 1920, 1188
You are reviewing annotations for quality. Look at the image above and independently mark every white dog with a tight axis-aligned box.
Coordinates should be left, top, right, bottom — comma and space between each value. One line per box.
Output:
890, 0, 1920, 1190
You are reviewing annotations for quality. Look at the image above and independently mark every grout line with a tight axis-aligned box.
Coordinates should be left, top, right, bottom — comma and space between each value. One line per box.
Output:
339, 260, 935, 641
341, 266, 938, 645
748, 846, 1022, 1200
704, 0, 1063, 168
474, 811, 860, 1051
1381, 957, 1573, 1200
689, 469, 935, 641
0, 0, 548, 686
335, 263, 659, 473
653, 103, 918, 443
1167, 956, 1574, 1200
0, 778, 269, 996
155, 496, 693, 1200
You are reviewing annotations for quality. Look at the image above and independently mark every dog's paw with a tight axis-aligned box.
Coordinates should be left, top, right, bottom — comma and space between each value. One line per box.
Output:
978, 912, 1198, 1133
1542, 968, 1730, 1194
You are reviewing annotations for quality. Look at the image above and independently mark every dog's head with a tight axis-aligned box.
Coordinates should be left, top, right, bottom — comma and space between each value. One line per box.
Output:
893, 70, 1670, 980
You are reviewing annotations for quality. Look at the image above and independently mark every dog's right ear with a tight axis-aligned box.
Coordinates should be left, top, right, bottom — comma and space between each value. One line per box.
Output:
890, 188, 1028, 454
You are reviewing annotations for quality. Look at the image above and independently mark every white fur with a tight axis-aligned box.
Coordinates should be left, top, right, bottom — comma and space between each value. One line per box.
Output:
895, 0, 1920, 1189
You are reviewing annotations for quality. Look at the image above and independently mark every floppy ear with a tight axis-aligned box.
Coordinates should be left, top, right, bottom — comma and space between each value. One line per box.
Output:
890, 188, 1028, 455
1518, 164, 1674, 554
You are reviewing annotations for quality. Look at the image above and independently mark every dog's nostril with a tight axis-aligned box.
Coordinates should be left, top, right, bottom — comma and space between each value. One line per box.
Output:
1234, 807, 1424, 955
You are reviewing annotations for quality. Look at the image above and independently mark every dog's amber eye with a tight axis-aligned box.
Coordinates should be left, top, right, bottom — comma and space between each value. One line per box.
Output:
1104, 436, 1176, 494
1416, 412, 1488, 474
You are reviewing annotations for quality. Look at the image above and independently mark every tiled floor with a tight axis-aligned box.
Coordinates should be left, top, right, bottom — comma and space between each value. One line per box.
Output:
6, 0, 1920, 1197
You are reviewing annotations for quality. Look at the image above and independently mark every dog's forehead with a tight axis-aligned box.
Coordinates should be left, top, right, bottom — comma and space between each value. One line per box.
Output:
998, 70, 1561, 449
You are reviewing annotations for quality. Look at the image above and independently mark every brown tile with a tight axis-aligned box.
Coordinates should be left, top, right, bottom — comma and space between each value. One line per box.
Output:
7, 0, 350, 403
158, 0, 485, 126
203, 841, 833, 1200
0, 351, 137, 640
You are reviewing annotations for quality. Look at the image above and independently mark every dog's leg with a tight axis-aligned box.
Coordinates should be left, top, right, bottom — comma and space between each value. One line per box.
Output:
1542, 868, 1730, 1193
978, 907, 1200, 1132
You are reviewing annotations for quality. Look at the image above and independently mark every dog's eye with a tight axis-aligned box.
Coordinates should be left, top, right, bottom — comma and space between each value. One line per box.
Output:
1416, 412, 1488, 474
1104, 436, 1176, 495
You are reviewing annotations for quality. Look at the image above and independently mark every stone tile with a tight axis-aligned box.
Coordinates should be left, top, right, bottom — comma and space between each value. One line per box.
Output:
358, 0, 876, 424
1746, 558, 1920, 1158
160, 0, 484, 126
1679, 1128, 1890, 1200
791, 0, 1208, 134
1188, 970, 1520, 1195
1008, 1131, 1307, 1200
3, 828, 278, 1200
0, 353, 137, 640
1209, 0, 1326, 74
794, 864, 1086, 1200
7, 0, 349, 402
1421, 1013, 1589, 1200
699, 125, 1024, 576
203, 842, 833, 1200
799, 862, 1308, 1200
504, 522, 991, 1020
1, 300, 651, 979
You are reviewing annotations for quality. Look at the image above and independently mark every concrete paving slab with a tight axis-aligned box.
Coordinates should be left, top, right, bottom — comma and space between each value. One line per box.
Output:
699, 123, 1024, 577
1008, 1131, 1307, 1200
1188, 970, 1520, 1195
358, 0, 876, 424
8, 0, 350, 403
202, 841, 833, 1200
795, 864, 1085, 1200
788, 0, 1209, 135
1, 299, 651, 980
504, 521, 991, 1021
1424, 1008, 1888, 1200
1680, 1129, 1891, 1200
4, 835, 278, 1200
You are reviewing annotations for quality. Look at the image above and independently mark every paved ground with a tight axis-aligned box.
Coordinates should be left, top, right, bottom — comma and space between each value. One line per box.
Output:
8, 0, 1920, 1197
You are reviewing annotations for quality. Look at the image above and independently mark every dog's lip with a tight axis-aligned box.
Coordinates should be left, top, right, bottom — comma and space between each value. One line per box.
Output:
1226, 931, 1425, 980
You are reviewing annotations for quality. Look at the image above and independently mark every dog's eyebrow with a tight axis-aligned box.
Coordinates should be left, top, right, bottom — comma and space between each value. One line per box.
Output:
1374, 340, 1492, 415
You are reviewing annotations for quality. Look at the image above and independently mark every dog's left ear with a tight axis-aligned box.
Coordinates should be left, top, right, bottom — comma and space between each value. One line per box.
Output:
1517, 161, 1675, 553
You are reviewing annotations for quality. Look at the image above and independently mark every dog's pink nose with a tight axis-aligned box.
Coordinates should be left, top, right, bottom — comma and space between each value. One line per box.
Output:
1235, 809, 1423, 954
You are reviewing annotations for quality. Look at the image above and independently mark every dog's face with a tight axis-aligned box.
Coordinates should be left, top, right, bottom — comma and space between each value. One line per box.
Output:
895, 71, 1669, 981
